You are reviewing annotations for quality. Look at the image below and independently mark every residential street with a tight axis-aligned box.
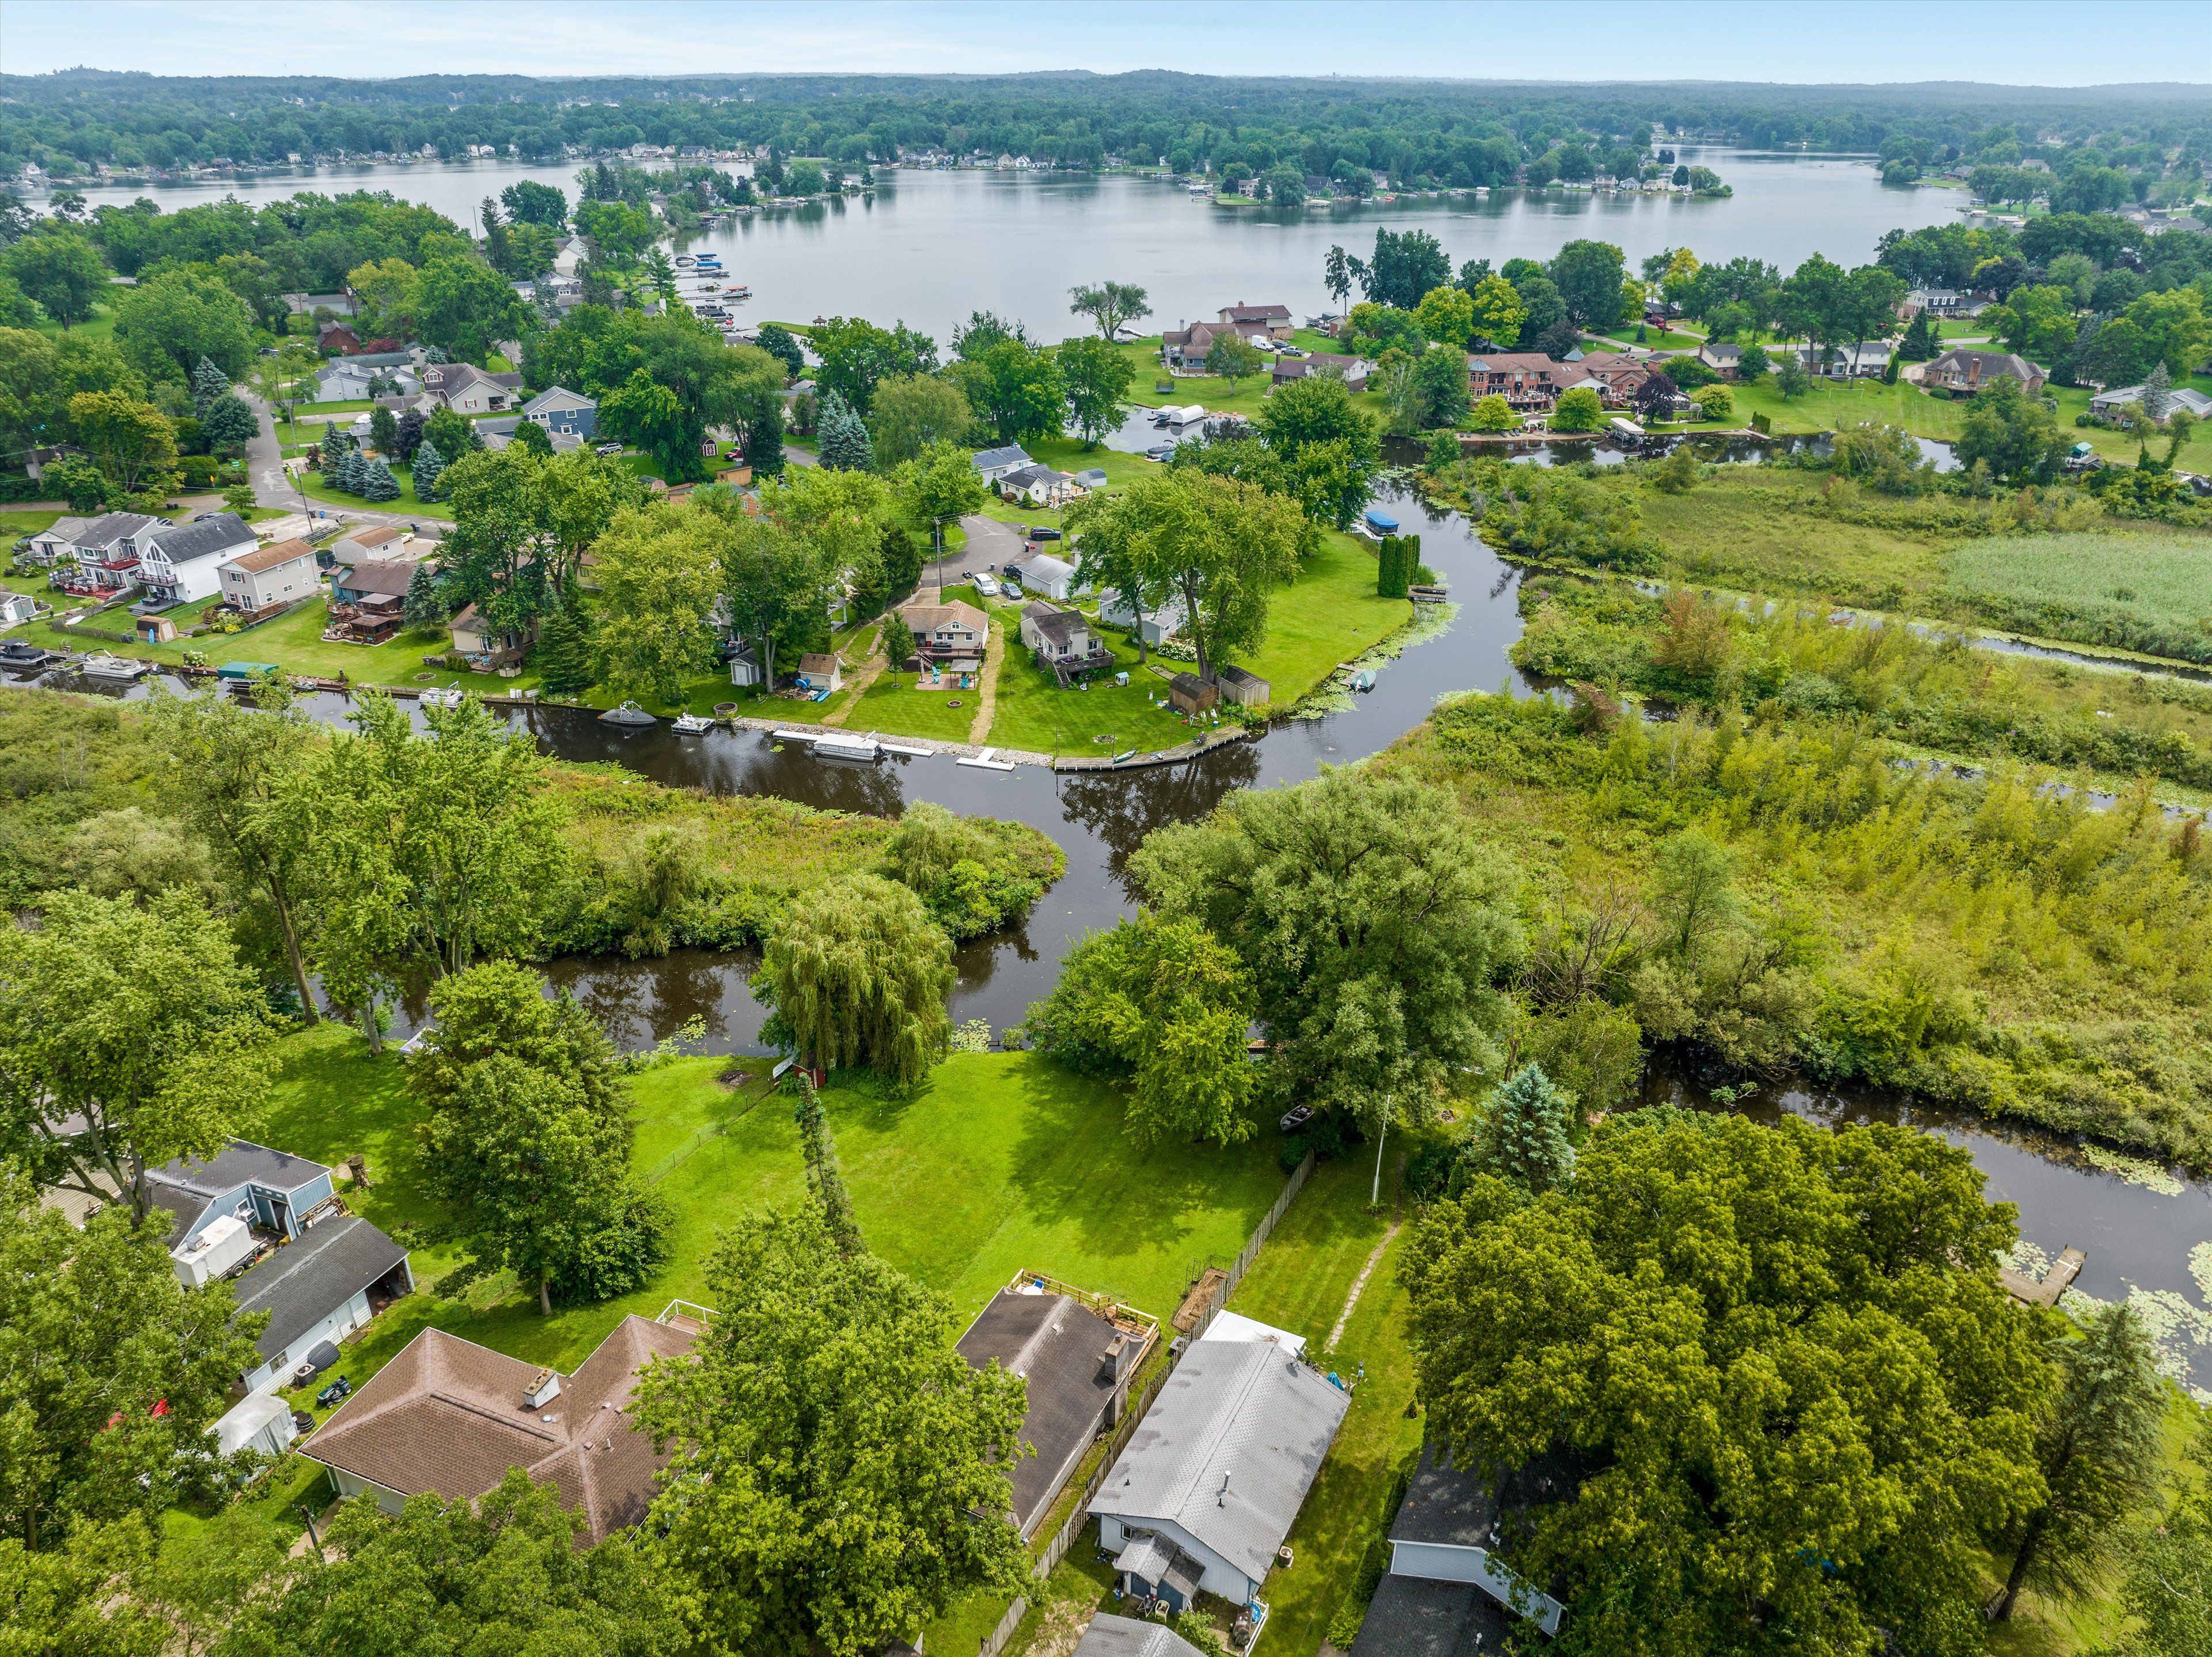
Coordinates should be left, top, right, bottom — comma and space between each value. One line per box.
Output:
245, 395, 447, 540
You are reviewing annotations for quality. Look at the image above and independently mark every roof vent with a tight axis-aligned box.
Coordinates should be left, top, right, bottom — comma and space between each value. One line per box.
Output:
1218, 1470, 1232, 1507
525, 1369, 562, 1410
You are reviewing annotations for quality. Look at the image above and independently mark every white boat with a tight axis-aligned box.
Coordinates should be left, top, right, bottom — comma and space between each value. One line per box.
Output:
672, 712, 714, 735
418, 684, 465, 707
77, 652, 149, 681
813, 733, 881, 762
675, 255, 697, 267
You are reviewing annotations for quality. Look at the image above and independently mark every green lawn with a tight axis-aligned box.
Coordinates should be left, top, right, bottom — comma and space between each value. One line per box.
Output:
291, 467, 456, 521
35, 300, 117, 342
1, 509, 64, 539
848, 674, 983, 742
984, 614, 1194, 756
1222, 1149, 1433, 1657
253, 1030, 1288, 1376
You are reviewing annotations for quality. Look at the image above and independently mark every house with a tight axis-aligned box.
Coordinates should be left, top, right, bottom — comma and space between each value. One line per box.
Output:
1099, 587, 1187, 649
1159, 316, 1277, 367
329, 559, 419, 607
1021, 601, 1094, 660
1695, 341, 1743, 377
2090, 384, 2212, 421
219, 539, 320, 615
1071, 1616, 1212, 1657
449, 603, 537, 666
55, 512, 168, 595
1094, 1312, 1350, 1611
955, 1277, 1156, 1539
328, 524, 435, 568
1271, 351, 1370, 392
1073, 468, 1110, 490
998, 463, 1080, 508
1463, 351, 1582, 410
421, 362, 525, 414
1811, 341, 1892, 380
21, 514, 92, 566
1922, 347, 2046, 398
1166, 673, 1217, 716
522, 385, 597, 441
1011, 551, 1079, 600
229, 1214, 414, 1394
796, 652, 842, 693
1213, 664, 1270, 707
283, 291, 358, 317
1347, 1444, 1570, 1656
896, 595, 988, 668
1216, 302, 1294, 340
300, 1312, 699, 1543
145, 1139, 414, 1395
971, 444, 1036, 483
1903, 286, 1967, 317
317, 360, 422, 402
317, 321, 363, 354
138, 513, 257, 607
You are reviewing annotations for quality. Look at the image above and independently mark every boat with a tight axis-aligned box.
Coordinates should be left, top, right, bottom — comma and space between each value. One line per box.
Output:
78, 652, 149, 682
0, 640, 62, 669
813, 733, 881, 762
724, 282, 751, 298
672, 712, 714, 735
418, 684, 465, 708
1349, 669, 1377, 693
599, 701, 657, 728
675, 255, 697, 267
1363, 508, 1400, 535
696, 282, 720, 292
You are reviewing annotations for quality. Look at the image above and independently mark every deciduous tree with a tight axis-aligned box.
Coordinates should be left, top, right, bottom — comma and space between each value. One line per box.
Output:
1058, 333, 1134, 447
634, 1204, 1028, 1657
1067, 279, 1151, 339
592, 499, 725, 703
67, 389, 177, 496
868, 372, 974, 466
1403, 1110, 2049, 1657
756, 873, 953, 1091
1203, 329, 1266, 392
1, 231, 108, 327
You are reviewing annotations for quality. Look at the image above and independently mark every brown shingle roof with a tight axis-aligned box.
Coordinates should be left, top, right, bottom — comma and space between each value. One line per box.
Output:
300, 1314, 696, 1545
225, 538, 317, 575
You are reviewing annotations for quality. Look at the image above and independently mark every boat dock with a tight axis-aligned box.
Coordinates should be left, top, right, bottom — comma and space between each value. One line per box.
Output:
2000, 1246, 2085, 1307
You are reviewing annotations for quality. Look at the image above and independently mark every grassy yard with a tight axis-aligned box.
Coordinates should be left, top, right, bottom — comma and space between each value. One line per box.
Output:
252, 1031, 1288, 1376
290, 467, 456, 521
846, 674, 982, 742
35, 300, 117, 342
1, 509, 63, 542
13, 592, 482, 687
984, 610, 1194, 756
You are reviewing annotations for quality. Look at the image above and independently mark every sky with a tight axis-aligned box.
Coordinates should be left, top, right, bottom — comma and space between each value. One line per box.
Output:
0, 0, 2207, 86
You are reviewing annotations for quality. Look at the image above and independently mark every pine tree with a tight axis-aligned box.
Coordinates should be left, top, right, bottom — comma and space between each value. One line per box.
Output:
411, 438, 446, 503
319, 421, 349, 466
817, 388, 873, 471
1483, 1062, 1576, 1193
533, 591, 599, 694
339, 451, 369, 494
1991, 1302, 2166, 1621
402, 561, 446, 633
190, 356, 230, 419
361, 458, 402, 502
793, 1073, 862, 1254
2142, 360, 2173, 423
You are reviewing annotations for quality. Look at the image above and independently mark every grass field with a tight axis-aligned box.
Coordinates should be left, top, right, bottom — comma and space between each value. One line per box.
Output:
984, 612, 1193, 756
1631, 465, 1942, 600
846, 674, 983, 742
1944, 531, 2212, 633
290, 467, 456, 520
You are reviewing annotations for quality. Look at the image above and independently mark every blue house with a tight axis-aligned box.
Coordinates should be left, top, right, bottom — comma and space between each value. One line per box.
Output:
522, 384, 597, 441
147, 1140, 336, 1249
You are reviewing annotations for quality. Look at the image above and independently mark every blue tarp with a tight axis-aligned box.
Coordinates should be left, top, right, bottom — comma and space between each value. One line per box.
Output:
1363, 509, 1399, 532
215, 662, 280, 679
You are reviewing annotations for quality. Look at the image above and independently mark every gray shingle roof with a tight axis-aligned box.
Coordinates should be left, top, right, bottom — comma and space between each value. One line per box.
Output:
1094, 1337, 1349, 1584
958, 1289, 1126, 1534
150, 1140, 329, 1205
972, 444, 1033, 470
1073, 1614, 1212, 1657
1024, 603, 1084, 650
1349, 1572, 1510, 1657
144, 514, 256, 566
230, 1213, 407, 1364
522, 385, 595, 415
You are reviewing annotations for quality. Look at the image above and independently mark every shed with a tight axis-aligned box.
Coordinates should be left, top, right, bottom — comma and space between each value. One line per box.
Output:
797, 652, 843, 692
208, 1391, 298, 1461
1070, 1614, 1212, 1657
1018, 552, 1078, 600
1213, 664, 1269, 706
1168, 672, 1217, 715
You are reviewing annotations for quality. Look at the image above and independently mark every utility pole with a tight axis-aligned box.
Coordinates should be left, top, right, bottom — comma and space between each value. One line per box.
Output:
1372, 1094, 1392, 1207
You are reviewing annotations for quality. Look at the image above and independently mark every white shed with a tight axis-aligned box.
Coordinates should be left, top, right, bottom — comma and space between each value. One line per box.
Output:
208, 1391, 298, 1460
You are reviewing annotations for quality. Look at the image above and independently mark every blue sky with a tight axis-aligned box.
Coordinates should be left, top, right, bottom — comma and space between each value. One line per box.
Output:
0, 0, 2205, 84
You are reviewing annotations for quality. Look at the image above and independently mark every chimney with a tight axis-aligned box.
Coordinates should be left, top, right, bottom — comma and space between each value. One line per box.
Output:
524, 1368, 562, 1410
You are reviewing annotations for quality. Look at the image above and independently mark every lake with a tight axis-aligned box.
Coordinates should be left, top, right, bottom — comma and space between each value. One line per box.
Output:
43, 146, 1958, 345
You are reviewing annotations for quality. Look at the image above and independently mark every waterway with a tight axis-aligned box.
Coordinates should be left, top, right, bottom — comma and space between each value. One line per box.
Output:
39, 146, 1957, 346
31, 472, 2209, 1392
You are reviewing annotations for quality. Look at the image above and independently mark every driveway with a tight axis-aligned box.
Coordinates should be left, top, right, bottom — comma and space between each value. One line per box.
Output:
245, 395, 447, 541
926, 513, 1024, 588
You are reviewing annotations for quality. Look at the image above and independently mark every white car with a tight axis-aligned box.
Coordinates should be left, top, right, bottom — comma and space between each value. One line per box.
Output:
972, 573, 1000, 597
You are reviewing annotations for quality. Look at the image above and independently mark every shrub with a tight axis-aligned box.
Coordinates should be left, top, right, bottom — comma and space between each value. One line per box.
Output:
1690, 384, 1735, 422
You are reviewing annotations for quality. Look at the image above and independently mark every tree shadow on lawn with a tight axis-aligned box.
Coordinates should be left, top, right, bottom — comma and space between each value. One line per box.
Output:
1002, 1053, 1283, 1270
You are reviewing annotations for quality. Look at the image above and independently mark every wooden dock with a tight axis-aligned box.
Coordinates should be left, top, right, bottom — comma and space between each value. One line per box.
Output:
2000, 1245, 2085, 1307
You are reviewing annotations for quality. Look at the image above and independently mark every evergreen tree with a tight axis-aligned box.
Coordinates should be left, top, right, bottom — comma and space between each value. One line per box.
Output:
1482, 1062, 1576, 1193
341, 450, 370, 494
361, 458, 402, 502
2141, 360, 2173, 423
1990, 1301, 2167, 1621
793, 1073, 862, 1254
402, 561, 446, 633
190, 355, 229, 419
199, 392, 256, 453
411, 437, 446, 502
319, 419, 349, 466
1899, 312, 1938, 361
817, 387, 874, 471
532, 589, 599, 694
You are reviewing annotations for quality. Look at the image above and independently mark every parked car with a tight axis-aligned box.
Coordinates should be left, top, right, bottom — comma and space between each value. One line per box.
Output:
596, 442, 624, 456
1279, 1104, 1315, 1134
316, 1376, 353, 1409
1029, 527, 1062, 542
972, 573, 999, 597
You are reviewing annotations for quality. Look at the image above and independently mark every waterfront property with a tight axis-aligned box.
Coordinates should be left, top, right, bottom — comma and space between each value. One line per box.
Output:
896, 593, 989, 671
219, 538, 321, 616
972, 443, 1036, 483
1094, 1311, 1349, 1613
138, 513, 257, 607
1919, 346, 2046, 398
300, 1310, 698, 1541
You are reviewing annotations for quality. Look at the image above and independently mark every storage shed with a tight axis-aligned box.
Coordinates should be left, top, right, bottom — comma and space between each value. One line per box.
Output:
1167, 673, 1217, 715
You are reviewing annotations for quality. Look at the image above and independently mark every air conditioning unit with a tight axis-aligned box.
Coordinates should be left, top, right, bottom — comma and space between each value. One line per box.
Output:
525, 1369, 562, 1410
172, 1214, 255, 1288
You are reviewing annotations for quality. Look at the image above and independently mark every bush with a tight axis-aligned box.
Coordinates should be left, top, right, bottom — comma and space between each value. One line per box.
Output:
546, 1183, 674, 1302
1690, 384, 1734, 422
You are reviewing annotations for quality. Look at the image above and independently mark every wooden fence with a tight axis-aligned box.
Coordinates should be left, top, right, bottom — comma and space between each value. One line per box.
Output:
963, 1148, 1319, 1657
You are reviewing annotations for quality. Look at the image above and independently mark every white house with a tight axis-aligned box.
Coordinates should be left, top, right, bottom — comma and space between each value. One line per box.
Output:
1099, 587, 1186, 648
896, 595, 989, 668
1093, 1312, 1349, 1612
138, 513, 258, 607
971, 444, 1035, 483
219, 538, 320, 614
20, 514, 92, 567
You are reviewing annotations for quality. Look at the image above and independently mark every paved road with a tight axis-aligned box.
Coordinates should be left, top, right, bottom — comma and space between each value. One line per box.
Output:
246, 395, 448, 540
923, 513, 1025, 588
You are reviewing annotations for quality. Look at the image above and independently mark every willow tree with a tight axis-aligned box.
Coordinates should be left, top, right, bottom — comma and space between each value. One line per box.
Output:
756, 874, 952, 1092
